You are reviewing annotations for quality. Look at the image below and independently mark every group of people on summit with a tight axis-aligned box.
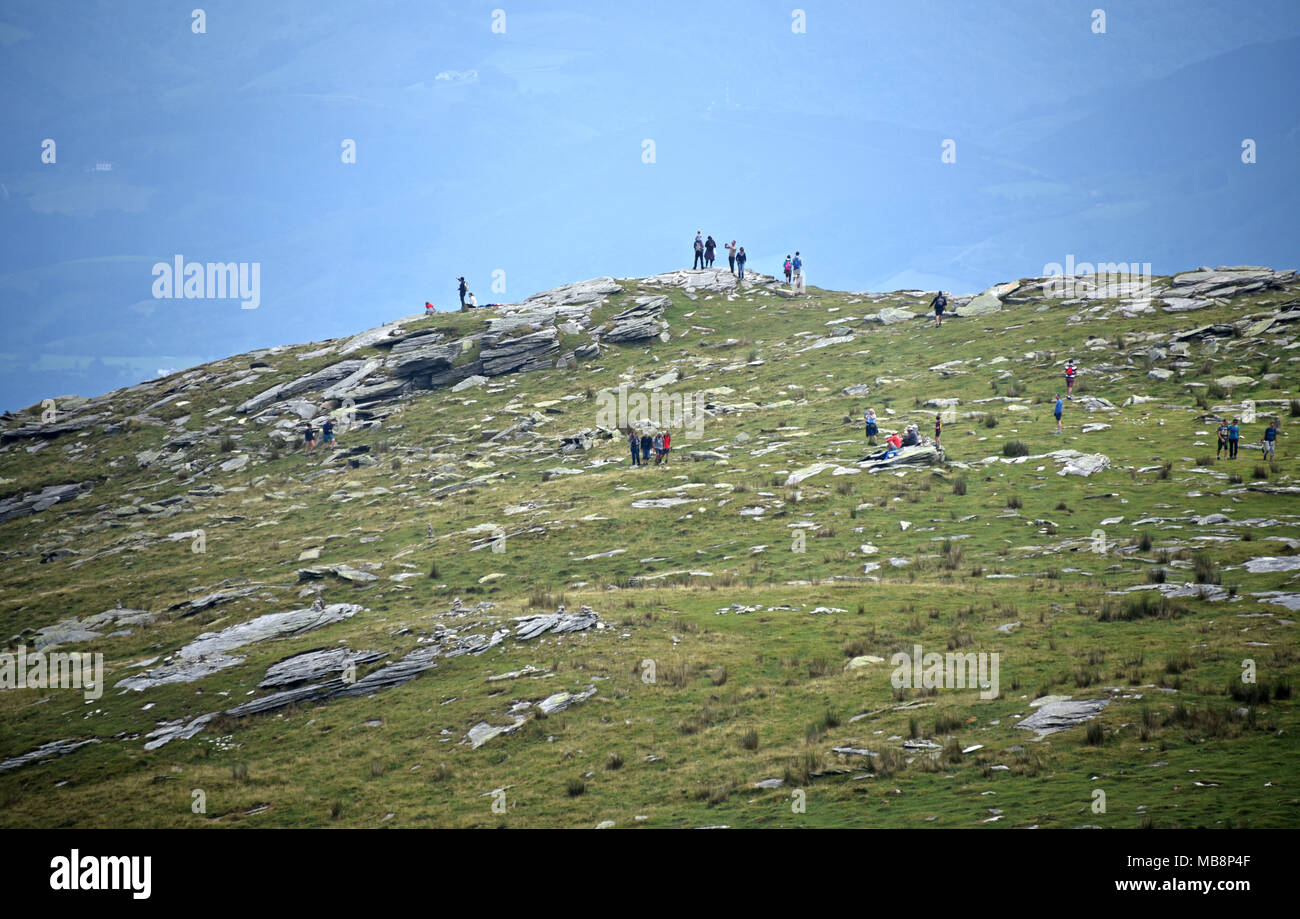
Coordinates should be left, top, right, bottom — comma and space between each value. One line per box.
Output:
693, 232, 803, 289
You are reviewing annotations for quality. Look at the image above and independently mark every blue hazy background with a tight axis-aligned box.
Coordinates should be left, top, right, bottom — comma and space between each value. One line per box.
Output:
2, 0, 1298, 410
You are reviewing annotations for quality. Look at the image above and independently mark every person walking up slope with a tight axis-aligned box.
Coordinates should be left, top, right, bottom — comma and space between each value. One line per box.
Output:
1262, 418, 1279, 460
1065, 360, 1077, 399
930, 290, 947, 327
1217, 419, 1230, 459
1228, 417, 1240, 459
1053, 394, 1064, 434
792, 252, 804, 294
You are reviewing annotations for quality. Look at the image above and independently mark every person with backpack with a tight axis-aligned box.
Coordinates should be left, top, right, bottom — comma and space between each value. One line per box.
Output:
457, 277, 468, 310
693, 231, 705, 269
652, 431, 665, 464
1065, 360, 1077, 399
865, 408, 878, 445
704, 236, 717, 267
628, 429, 642, 466
726, 240, 737, 275
930, 290, 947, 327
792, 252, 804, 293
640, 431, 653, 464
736, 247, 747, 280
784, 255, 793, 284
934, 414, 943, 445
1228, 417, 1241, 459
303, 422, 317, 454
1053, 394, 1064, 434
1216, 419, 1230, 459
661, 429, 672, 464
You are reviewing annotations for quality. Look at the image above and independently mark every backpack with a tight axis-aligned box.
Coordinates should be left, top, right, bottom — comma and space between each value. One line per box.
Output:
793, 257, 802, 270
784, 260, 792, 272
695, 239, 703, 252
935, 294, 947, 309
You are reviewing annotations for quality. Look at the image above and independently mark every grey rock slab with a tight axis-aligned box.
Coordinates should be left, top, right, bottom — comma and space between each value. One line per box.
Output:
259, 647, 389, 688
1016, 699, 1109, 737
236, 360, 366, 413
0, 737, 101, 772
143, 713, 216, 751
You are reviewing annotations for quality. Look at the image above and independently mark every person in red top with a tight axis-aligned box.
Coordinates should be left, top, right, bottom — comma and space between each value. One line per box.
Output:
887, 432, 902, 449
661, 430, 671, 464
1065, 360, 1077, 399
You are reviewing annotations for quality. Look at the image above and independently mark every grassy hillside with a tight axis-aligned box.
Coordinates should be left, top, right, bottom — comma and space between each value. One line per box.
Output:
1, 268, 1297, 828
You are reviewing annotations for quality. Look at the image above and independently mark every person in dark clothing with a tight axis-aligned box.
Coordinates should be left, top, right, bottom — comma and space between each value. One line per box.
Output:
930, 291, 947, 326
693, 232, 705, 269
628, 430, 641, 466
1216, 420, 1230, 458
736, 247, 747, 279
640, 432, 653, 464
303, 422, 317, 454
457, 277, 468, 310
1228, 418, 1240, 459
704, 236, 716, 267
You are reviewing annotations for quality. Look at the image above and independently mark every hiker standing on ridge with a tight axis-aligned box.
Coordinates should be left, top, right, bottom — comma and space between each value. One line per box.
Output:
693, 231, 705, 269
930, 290, 947, 327
457, 276, 468, 310
1065, 360, 1077, 399
705, 236, 717, 267
1053, 394, 1064, 435
726, 240, 737, 275
784, 255, 793, 284
736, 246, 747, 280
792, 252, 804, 293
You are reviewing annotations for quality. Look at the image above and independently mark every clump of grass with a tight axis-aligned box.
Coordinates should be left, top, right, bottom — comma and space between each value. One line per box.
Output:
739, 728, 759, 751
933, 713, 961, 735
1146, 567, 1167, 584
1006, 495, 1023, 509
1137, 531, 1153, 552
566, 778, 586, 797
953, 478, 967, 496
1002, 440, 1029, 458
1084, 722, 1105, 745
1193, 553, 1221, 585
983, 415, 999, 429
606, 752, 624, 770
1098, 593, 1185, 622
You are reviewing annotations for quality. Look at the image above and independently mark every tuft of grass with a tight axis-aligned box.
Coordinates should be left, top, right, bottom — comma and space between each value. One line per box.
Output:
1002, 440, 1029, 458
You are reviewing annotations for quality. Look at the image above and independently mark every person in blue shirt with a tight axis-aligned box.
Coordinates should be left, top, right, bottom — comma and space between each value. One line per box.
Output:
1228, 417, 1240, 459
1053, 394, 1063, 434
1262, 419, 1279, 460
628, 429, 641, 466
792, 252, 804, 293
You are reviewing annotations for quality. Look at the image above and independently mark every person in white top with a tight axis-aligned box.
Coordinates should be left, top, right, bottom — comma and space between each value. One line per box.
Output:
466, 292, 478, 309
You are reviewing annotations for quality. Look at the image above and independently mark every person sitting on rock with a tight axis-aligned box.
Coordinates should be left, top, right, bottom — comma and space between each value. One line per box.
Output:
901, 425, 920, 448
466, 291, 478, 309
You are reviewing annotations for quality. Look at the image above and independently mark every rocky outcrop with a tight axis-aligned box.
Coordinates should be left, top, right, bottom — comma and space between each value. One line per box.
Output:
599, 296, 670, 343
236, 360, 367, 414
480, 328, 560, 376
0, 482, 92, 526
